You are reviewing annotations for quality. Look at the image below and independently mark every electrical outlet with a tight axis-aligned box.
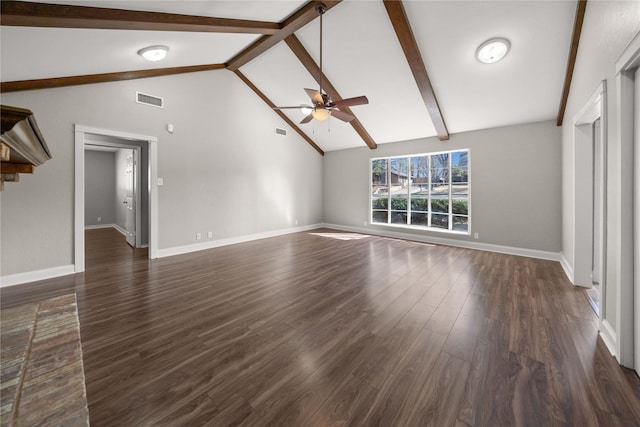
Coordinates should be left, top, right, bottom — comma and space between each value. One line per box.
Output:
207, 231, 213, 239
97, 216, 101, 223
474, 233, 479, 239
196, 233, 202, 240
295, 219, 299, 226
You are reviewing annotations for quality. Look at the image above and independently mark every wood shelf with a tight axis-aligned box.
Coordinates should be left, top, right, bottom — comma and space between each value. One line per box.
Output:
0, 105, 52, 190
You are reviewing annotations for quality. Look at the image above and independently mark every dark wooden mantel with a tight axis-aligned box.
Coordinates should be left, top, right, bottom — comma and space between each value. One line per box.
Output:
0, 105, 52, 190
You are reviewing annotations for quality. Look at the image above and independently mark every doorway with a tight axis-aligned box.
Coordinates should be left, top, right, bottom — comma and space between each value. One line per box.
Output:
74, 125, 158, 273
572, 80, 607, 328
85, 140, 143, 248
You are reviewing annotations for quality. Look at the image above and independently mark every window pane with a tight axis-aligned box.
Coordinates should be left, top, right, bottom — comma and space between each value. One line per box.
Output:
390, 211, 407, 224
411, 196, 428, 212
372, 211, 387, 223
453, 216, 468, 232
372, 159, 388, 186
411, 212, 427, 226
390, 158, 409, 198
372, 197, 388, 210
431, 198, 449, 213
411, 156, 429, 195
452, 198, 468, 215
390, 196, 407, 210
431, 213, 449, 229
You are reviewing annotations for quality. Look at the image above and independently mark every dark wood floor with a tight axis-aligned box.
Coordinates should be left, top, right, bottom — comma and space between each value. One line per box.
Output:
2, 227, 640, 426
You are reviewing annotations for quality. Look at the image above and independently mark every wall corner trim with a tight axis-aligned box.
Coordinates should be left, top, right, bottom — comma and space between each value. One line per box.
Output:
600, 319, 618, 359
559, 252, 575, 283
1, 265, 76, 288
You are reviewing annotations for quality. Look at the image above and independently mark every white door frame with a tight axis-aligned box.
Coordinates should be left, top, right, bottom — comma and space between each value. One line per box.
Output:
572, 80, 609, 343
615, 31, 640, 368
75, 125, 158, 272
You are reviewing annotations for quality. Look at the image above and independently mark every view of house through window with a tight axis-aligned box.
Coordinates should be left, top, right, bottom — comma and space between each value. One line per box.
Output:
371, 150, 469, 232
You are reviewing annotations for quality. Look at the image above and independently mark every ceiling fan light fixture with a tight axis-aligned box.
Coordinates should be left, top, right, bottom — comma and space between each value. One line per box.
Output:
476, 38, 510, 64
300, 105, 313, 116
138, 45, 169, 62
311, 108, 331, 121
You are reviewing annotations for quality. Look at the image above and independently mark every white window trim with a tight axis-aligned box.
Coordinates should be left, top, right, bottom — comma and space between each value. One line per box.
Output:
370, 149, 471, 235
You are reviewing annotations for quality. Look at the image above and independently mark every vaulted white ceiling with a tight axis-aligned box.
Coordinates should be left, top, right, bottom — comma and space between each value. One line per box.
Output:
0, 0, 577, 153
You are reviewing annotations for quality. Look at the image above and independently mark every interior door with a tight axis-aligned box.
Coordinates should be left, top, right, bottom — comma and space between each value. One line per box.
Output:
124, 151, 136, 247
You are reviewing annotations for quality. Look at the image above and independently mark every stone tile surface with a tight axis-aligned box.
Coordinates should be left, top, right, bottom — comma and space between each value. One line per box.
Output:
0, 294, 89, 426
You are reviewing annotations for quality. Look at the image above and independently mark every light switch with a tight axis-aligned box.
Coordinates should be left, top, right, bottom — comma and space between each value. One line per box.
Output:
157, 177, 164, 186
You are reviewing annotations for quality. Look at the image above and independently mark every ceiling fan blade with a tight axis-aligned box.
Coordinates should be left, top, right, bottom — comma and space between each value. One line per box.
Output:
331, 109, 355, 122
300, 113, 314, 124
332, 96, 369, 108
304, 88, 324, 105
272, 105, 312, 110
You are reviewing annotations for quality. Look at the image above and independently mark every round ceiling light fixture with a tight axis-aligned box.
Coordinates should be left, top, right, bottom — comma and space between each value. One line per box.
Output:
476, 38, 510, 64
137, 45, 169, 62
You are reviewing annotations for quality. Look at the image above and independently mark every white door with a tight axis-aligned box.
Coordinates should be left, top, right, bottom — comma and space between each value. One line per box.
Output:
124, 151, 136, 247
634, 66, 640, 375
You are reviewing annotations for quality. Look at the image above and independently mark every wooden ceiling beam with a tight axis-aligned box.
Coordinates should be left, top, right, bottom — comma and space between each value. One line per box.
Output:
1, 64, 225, 93
557, 0, 587, 126
383, 0, 449, 141
233, 70, 325, 156
285, 35, 377, 150
0, 1, 281, 34
226, 1, 342, 71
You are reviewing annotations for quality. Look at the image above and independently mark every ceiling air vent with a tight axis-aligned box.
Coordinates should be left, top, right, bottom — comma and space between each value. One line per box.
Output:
136, 91, 164, 108
275, 128, 287, 136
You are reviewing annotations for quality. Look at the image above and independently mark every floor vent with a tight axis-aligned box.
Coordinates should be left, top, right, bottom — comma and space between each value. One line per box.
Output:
275, 128, 287, 136
136, 92, 164, 108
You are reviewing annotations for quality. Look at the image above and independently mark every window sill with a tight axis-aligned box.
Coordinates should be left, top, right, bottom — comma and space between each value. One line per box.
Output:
370, 222, 471, 236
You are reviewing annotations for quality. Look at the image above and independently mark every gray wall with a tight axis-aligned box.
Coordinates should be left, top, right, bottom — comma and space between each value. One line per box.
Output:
561, 2, 640, 335
84, 150, 116, 226
324, 120, 562, 252
1, 69, 323, 276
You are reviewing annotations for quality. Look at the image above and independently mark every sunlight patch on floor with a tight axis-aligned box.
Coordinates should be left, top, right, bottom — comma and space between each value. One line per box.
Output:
309, 232, 371, 241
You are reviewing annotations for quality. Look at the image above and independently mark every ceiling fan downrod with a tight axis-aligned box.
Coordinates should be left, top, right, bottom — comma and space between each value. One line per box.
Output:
316, 3, 327, 100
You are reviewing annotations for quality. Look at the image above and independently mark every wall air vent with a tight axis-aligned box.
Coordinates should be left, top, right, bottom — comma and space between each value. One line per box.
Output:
275, 128, 287, 136
136, 91, 164, 108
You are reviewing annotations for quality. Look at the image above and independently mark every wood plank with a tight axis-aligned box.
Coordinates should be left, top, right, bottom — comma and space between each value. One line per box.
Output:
1, 173, 19, 182
0, 1, 281, 34
383, 0, 449, 141
284, 35, 377, 150
1, 64, 226, 93
1, 227, 639, 425
0, 143, 9, 161
233, 70, 324, 156
557, 0, 588, 126
1, 163, 34, 174
226, 1, 342, 71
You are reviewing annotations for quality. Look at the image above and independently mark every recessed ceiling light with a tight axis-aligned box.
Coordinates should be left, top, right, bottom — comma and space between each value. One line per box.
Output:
476, 38, 510, 64
137, 45, 169, 62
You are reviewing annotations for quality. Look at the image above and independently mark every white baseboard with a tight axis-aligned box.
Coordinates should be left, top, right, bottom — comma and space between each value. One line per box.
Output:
113, 224, 127, 237
84, 223, 116, 230
0, 264, 76, 288
157, 223, 324, 258
600, 319, 617, 358
322, 223, 561, 262
559, 252, 575, 283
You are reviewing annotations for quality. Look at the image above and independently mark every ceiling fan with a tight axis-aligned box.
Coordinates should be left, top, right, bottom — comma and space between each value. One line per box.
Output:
273, 3, 369, 124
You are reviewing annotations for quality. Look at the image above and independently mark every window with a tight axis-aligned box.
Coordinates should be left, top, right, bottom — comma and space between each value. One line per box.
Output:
371, 149, 469, 233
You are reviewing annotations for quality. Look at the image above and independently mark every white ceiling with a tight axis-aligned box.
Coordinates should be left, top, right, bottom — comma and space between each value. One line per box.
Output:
0, 0, 576, 152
